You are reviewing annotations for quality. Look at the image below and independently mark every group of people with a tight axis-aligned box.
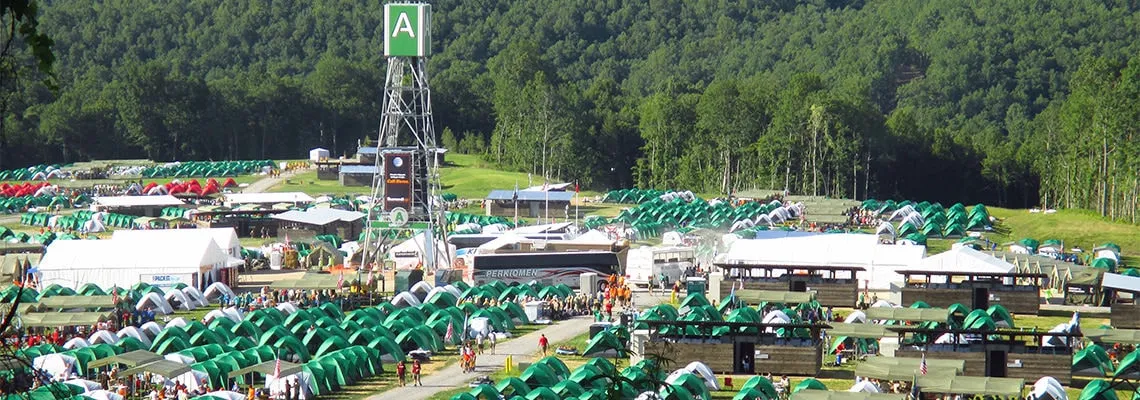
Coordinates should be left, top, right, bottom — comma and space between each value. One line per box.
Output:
459, 342, 479, 373
395, 360, 422, 387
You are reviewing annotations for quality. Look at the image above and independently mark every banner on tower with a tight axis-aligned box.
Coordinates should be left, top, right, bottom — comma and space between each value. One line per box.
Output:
384, 3, 432, 57
383, 151, 415, 211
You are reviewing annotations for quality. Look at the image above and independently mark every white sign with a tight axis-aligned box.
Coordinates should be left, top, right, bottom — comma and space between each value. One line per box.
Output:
389, 207, 409, 227
140, 273, 193, 288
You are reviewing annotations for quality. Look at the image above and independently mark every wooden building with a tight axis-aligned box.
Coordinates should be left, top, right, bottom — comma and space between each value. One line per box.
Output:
338, 165, 377, 187
1101, 272, 1140, 328
484, 190, 574, 218
713, 264, 862, 307
890, 327, 1077, 385
270, 208, 366, 239
896, 270, 1045, 314
190, 209, 285, 238
635, 320, 825, 376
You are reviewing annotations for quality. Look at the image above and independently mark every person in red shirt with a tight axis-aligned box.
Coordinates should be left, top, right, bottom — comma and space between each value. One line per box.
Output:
539, 334, 549, 356
412, 360, 422, 386
396, 361, 406, 386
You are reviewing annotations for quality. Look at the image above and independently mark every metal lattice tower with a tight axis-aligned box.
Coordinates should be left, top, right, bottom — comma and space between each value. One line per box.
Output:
361, 3, 448, 272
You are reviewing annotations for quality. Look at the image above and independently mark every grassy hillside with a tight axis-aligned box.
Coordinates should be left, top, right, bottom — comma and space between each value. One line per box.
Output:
928, 207, 1140, 261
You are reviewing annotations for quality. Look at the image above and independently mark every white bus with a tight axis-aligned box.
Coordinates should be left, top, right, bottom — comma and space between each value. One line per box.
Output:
626, 246, 695, 289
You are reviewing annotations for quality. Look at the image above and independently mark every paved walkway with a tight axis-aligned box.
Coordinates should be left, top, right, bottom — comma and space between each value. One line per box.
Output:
365, 315, 594, 400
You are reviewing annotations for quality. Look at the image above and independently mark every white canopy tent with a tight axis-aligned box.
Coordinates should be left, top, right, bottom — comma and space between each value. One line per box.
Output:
910, 247, 1015, 283
387, 230, 454, 270
722, 234, 926, 290
113, 228, 242, 258
38, 235, 233, 292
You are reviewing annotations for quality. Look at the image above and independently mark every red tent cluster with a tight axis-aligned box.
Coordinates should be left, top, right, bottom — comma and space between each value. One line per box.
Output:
142, 178, 237, 196
0, 182, 50, 198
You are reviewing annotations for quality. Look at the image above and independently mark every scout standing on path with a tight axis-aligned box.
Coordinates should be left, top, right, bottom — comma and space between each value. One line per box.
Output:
539, 334, 549, 356
412, 360, 422, 386
396, 361, 407, 386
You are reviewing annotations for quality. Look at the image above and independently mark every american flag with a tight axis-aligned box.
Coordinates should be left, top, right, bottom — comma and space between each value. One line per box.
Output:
366, 269, 374, 286
444, 320, 455, 343
919, 353, 927, 375
337, 273, 344, 290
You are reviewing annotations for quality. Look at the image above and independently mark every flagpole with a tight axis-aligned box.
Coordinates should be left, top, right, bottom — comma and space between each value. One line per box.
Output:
544, 179, 549, 224
575, 182, 579, 226
513, 181, 519, 227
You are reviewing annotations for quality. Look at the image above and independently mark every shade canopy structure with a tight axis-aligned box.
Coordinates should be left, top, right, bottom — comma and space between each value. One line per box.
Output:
735, 290, 816, 305
87, 350, 163, 369
855, 359, 963, 381
228, 360, 304, 378
825, 323, 891, 339
121, 359, 193, 378
20, 311, 116, 327
865, 307, 950, 322
915, 375, 1025, 397
1084, 328, 1140, 345
791, 391, 907, 400
270, 273, 359, 290
35, 295, 119, 309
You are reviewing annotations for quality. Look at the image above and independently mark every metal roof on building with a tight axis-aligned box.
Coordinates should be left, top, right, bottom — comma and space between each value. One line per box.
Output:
486, 190, 574, 202
271, 208, 366, 226
94, 195, 185, 208
339, 165, 379, 174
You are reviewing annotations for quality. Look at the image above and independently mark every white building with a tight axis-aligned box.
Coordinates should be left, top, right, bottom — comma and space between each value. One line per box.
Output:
37, 234, 243, 291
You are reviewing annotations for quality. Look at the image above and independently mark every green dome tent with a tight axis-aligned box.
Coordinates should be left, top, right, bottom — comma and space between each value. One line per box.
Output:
582, 330, 627, 357
496, 377, 532, 397
793, 378, 827, 393
520, 363, 560, 388
1079, 379, 1117, 400
740, 376, 779, 400
1073, 345, 1114, 376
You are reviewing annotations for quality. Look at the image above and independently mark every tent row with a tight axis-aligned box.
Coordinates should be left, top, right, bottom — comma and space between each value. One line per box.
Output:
635, 293, 823, 339
0, 164, 67, 181
141, 160, 275, 178
591, 194, 802, 238
450, 357, 727, 400
874, 202, 990, 240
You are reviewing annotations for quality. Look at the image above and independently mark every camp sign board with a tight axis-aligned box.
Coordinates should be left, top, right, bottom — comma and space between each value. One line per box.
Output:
384, 3, 432, 57
383, 151, 415, 211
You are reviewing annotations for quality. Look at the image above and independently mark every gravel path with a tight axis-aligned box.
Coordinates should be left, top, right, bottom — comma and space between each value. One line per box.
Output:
364, 315, 593, 400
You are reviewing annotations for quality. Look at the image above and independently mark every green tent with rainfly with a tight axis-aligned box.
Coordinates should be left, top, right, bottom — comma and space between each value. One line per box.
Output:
582, 330, 627, 357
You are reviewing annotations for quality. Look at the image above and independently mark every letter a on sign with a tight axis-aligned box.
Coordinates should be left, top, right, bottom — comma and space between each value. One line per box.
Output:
392, 13, 415, 38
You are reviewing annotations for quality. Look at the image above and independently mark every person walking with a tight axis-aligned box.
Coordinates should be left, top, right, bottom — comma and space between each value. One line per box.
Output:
489, 333, 497, 355
412, 360, 422, 386
396, 361, 407, 386
539, 334, 549, 356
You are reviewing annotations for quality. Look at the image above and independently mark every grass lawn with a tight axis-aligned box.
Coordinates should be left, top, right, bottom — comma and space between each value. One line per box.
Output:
986, 207, 1140, 262
440, 155, 544, 200
269, 171, 373, 196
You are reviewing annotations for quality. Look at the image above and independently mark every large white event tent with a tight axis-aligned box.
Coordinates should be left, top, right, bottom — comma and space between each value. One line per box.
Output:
387, 230, 455, 270
112, 227, 242, 258
37, 234, 242, 292
914, 247, 1015, 274
720, 233, 926, 290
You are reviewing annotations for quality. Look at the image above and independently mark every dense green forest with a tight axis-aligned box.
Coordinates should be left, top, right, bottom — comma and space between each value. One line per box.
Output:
5, 0, 1140, 218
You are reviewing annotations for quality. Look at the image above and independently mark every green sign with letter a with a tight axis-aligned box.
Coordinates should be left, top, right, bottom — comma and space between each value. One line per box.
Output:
384, 3, 432, 57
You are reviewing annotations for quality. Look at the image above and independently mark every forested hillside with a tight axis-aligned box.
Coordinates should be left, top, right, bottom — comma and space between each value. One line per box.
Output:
6, 0, 1140, 219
